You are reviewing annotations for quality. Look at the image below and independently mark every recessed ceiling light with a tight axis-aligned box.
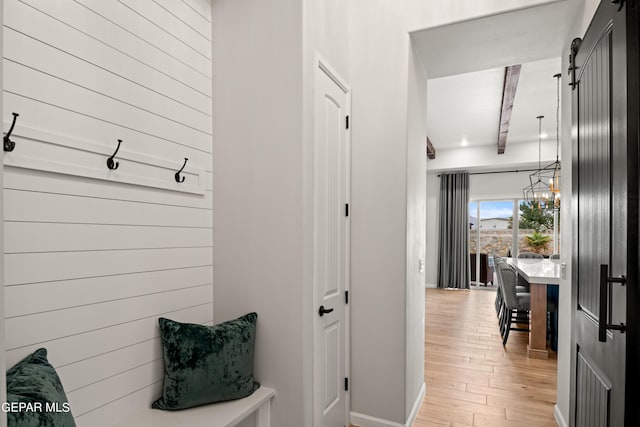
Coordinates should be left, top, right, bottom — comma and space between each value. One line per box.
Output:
461, 138, 469, 147
540, 132, 548, 139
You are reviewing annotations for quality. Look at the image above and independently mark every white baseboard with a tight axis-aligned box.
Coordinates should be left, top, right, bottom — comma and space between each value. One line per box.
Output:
425, 283, 437, 288
554, 404, 568, 427
407, 383, 426, 426
350, 412, 404, 427
351, 383, 425, 427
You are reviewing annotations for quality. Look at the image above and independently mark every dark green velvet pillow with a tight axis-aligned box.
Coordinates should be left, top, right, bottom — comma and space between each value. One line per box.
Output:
152, 312, 260, 410
6, 348, 76, 427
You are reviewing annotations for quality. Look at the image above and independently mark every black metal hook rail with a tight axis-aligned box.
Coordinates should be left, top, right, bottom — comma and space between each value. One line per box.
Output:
3, 112, 192, 189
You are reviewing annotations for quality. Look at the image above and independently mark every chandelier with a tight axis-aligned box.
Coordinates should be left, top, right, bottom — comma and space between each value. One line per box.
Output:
523, 74, 561, 209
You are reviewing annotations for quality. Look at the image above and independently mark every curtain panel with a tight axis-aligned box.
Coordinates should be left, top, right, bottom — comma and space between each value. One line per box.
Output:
437, 172, 470, 289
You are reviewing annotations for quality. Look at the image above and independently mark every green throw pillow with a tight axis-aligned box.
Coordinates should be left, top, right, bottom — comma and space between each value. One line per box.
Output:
6, 348, 76, 427
152, 312, 260, 410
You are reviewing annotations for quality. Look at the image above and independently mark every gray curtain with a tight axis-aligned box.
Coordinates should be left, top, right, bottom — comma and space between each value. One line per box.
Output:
437, 172, 470, 289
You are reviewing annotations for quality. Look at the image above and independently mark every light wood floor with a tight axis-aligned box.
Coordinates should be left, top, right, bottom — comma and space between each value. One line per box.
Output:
413, 288, 558, 427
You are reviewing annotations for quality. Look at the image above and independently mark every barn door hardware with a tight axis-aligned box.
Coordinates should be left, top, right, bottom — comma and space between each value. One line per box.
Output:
175, 157, 188, 183
611, 0, 625, 11
4, 112, 19, 152
106, 139, 122, 170
599, 264, 627, 342
568, 38, 582, 90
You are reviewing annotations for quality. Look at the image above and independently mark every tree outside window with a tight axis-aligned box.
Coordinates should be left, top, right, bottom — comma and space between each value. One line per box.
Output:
513, 200, 559, 255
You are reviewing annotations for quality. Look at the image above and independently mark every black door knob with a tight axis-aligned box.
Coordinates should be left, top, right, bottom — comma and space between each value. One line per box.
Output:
318, 305, 334, 316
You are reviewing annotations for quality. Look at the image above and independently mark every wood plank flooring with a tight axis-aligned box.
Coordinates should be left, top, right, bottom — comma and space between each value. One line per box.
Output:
414, 288, 558, 427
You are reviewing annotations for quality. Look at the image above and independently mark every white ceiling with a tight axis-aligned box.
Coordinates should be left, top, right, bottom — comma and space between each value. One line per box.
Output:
413, 0, 578, 156
411, 0, 576, 78
427, 57, 561, 150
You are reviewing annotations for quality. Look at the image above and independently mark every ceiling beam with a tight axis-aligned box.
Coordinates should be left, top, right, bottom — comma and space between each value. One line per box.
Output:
497, 64, 521, 154
426, 137, 436, 159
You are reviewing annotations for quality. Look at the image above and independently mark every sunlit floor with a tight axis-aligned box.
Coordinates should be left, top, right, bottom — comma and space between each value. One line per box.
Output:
414, 288, 558, 427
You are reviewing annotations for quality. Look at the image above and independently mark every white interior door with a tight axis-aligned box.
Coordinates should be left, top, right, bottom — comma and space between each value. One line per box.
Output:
313, 59, 350, 427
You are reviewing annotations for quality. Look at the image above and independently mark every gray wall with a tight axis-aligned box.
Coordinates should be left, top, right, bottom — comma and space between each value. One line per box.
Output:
348, 2, 418, 422
212, 0, 352, 424
212, 0, 305, 425
405, 42, 428, 419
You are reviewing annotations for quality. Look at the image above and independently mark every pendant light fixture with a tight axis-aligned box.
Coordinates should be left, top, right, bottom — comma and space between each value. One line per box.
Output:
523, 115, 553, 207
549, 73, 561, 206
522, 73, 562, 209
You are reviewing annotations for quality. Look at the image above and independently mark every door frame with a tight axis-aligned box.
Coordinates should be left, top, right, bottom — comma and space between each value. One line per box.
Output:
312, 54, 352, 427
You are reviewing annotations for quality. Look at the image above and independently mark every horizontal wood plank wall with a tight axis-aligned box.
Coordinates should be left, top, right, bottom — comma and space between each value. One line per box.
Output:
2, 1, 213, 426
0, 5, 5, 425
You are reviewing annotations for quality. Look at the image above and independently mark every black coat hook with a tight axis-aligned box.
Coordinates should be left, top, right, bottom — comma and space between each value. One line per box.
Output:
4, 112, 19, 152
175, 158, 188, 183
107, 139, 122, 170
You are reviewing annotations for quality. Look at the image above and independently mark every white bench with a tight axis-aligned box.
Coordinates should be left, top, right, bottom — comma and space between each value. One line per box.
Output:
115, 386, 276, 427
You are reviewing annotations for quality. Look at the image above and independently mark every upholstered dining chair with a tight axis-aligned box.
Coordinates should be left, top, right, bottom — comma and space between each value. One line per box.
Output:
547, 252, 560, 349
517, 251, 543, 259
497, 263, 530, 346
494, 256, 528, 318
515, 252, 542, 292
493, 256, 505, 316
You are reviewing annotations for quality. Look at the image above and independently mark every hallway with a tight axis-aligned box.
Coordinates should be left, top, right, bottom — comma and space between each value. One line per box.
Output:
415, 288, 558, 427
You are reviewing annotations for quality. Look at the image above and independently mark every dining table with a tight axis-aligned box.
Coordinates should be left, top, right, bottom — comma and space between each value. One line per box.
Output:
505, 257, 561, 359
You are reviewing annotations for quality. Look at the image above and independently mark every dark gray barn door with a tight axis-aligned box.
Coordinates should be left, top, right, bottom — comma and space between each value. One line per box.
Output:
570, 1, 639, 426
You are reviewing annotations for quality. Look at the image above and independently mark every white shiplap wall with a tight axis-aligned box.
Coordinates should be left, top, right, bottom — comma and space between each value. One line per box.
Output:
3, 1, 212, 426
0, 2, 5, 426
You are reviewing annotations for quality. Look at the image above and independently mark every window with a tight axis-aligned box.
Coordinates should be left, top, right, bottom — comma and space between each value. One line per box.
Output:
517, 199, 559, 257
469, 200, 514, 286
469, 198, 560, 286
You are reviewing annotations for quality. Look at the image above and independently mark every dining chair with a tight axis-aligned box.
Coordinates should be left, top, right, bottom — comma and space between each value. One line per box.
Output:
497, 263, 530, 346
517, 251, 543, 259
493, 256, 528, 318
548, 286, 559, 351
493, 256, 505, 316
515, 252, 541, 292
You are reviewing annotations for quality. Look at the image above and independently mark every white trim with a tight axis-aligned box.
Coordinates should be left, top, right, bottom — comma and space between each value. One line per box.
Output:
3, 123, 206, 195
425, 282, 437, 288
315, 54, 351, 94
350, 412, 404, 427
317, 62, 349, 93
554, 404, 569, 427
350, 383, 425, 427
407, 383, 426, 426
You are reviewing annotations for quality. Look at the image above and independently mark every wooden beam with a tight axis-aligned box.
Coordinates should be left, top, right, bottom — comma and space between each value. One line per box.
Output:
497, 64, 521, 154
426, 137, 436, 159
